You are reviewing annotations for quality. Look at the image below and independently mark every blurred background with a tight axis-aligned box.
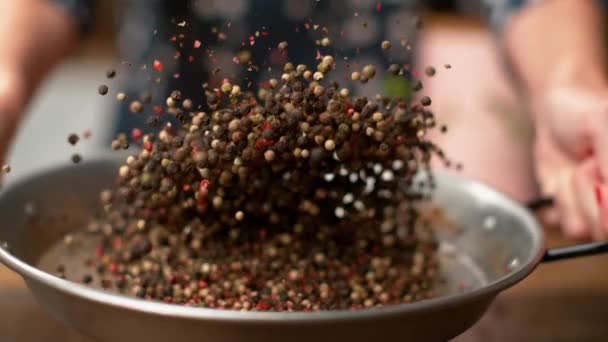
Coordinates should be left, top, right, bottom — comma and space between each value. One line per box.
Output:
2, 1, 608, 341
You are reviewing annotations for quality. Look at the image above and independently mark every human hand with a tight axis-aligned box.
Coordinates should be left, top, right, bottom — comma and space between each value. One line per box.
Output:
532, 84, 608, 240
0, 65, 26, 165
0, 0, 81, 168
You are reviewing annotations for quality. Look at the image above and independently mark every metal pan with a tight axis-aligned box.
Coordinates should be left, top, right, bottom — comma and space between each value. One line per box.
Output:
0, 155, 606, 342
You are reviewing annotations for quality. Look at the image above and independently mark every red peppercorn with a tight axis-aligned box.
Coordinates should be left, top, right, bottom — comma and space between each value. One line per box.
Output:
258, 229, 267, 239
153, 60, 163, 72
143, 141, 153, 151
153, 105, 164, 115
256, 301, 270, 311
199, 179, 211, 190
255, 139, 265, 149
131, 128, 143, 141
395, 135, 405, 145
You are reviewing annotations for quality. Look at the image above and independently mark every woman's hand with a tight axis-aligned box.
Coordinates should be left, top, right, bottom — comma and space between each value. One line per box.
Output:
532, 84, 608, 240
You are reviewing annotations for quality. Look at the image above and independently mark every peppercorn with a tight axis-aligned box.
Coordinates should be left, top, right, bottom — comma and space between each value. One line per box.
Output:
98, 85, 109, 95
82, 274, 93, 284
106, 69, 116, 78
264, 150, 275, 162
388, 64, 400, 75
420, 96, 432, 106
71, 154, 82, 164
68, 134, 79, 146
77, 51, 448, 312
362, 65, 376, 80
129, 100, 144, 114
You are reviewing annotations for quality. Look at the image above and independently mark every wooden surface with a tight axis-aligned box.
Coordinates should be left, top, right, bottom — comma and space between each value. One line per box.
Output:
1, 229, 608, 341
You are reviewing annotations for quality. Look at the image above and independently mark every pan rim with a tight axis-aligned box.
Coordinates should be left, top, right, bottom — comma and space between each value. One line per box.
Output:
0, 155, 545, 323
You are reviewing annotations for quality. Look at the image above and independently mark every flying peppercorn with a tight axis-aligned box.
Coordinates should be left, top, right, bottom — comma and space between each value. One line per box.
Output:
362, 64, 376, 80
68, 133, 79, 146
106, 69, 116, 78
129, 100, 143, 114
79, 51, 451, 312
98, 85, 109, 96
388, 64, 401, 76
71, 154, 82, 164
420, 96, 432, 106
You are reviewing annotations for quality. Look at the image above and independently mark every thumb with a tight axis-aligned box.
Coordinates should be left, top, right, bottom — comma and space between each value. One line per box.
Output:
572, 158, 608, 240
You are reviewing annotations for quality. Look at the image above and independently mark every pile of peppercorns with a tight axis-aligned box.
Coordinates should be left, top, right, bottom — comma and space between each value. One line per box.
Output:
82, 49, 450, 311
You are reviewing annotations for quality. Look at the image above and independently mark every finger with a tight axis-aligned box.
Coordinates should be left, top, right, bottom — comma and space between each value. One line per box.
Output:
591, 113, 608, 182
572, 159, 605, 240
554, 167, 590, 240
534, 156, 562, 228
597, 184, 608, 239
580, 159, 608, 240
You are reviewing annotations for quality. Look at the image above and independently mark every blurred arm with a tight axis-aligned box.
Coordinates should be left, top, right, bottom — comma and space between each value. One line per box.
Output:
0, 0, 81, 161
503, 0, 608, 97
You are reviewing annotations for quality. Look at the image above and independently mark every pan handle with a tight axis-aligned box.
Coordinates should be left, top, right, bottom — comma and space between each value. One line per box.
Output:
525, 196, 608, 262
542, 241, 608, 262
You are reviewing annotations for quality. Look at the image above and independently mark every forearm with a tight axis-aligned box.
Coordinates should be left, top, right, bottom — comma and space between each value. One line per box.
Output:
0, 0, 79, 104
504, 0, 608, 97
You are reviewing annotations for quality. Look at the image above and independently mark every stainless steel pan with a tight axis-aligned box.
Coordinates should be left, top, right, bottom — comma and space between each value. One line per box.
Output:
0, 156, 606, 342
